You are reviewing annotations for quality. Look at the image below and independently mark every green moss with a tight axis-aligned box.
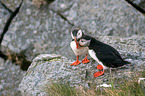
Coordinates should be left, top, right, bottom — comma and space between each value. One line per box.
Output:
35, 56, 61, 62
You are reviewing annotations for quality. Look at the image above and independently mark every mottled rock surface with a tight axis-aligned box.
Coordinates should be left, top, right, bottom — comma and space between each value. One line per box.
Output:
0, 58, 25, 96
19, 35, 145, 96
50, 0, 145, 36
1, 0, 145, 62
1, 0, 145, 95
1, 0, 72, 61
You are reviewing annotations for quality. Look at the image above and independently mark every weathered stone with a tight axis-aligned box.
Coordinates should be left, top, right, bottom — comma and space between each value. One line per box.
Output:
50, 0, 145, 36
1, 0, 145, 95
1, 0, 22, 11
0, 57, 5, 70
0, 1, 10, 31
18, 34, 145, 96
19, 54, 93, 96
1, 0, 73, 61
19, 49, 145, 96
1, 0, 145, 63
0, 59, 25, 96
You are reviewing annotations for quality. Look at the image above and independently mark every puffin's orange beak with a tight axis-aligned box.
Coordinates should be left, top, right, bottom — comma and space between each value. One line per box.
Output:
74, 37, 80, 49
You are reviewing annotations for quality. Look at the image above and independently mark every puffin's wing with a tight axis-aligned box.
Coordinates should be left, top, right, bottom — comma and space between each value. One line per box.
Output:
94, 44, 125, 67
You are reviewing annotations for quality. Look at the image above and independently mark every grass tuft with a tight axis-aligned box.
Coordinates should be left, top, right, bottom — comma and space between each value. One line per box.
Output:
104, 69, 145, 96
43, 82, 77, 96
43, 82, 99, 96
42, 69, 145, 96
105, 76, 145, 96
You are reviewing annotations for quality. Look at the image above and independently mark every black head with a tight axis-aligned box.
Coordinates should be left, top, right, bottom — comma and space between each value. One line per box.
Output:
79, 35, 92, 47
71, 28, 84, 40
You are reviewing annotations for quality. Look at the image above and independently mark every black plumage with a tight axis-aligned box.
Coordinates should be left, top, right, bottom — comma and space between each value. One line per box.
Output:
80, 35, 129, 68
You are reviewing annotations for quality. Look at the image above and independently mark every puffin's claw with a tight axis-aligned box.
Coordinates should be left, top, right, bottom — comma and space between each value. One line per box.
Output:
82, 54, 90, 64
70, 60, 81, 66
94, 65, 104, 77
82, 58, 90, 63
94, 70, 104, 77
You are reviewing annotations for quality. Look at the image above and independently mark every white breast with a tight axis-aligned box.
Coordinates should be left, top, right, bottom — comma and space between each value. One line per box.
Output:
70, 41, 88, 56
89, 50, 108, 69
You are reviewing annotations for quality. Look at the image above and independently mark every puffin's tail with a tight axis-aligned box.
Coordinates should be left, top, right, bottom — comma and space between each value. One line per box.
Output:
124, 61, 131, 65
110, 60, 131, 68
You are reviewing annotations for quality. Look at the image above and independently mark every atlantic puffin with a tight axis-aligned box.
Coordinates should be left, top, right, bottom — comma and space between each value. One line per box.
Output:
78, 35, 130, 77
70, 28, 90, 66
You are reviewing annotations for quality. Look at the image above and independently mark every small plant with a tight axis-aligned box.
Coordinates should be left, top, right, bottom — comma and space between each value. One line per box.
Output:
42, 82, 77, 96
42, 82, 99, 96
105, 69, 145, 96
6, 49, 31, 70
42, 69, 145, 96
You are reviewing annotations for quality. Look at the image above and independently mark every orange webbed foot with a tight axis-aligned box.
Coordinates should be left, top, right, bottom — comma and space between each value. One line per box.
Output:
94, 70, 104, 77
70, 61, 81, 66
82, 58, 90, 64
82, 54, 90, 64
94, 65, 104, 77
71, 56, 81, 66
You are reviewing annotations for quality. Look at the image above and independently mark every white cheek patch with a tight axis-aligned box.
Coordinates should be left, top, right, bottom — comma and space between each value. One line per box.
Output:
77, 30, 82, 39
79, 39, 91, 47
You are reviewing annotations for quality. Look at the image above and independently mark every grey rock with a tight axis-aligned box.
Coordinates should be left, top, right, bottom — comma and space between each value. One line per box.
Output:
0, 59, 25, 96
1, 0, 73, 61
0, 0, 145, 95
50, 0, 145, 36
1, 0, 22, 11
19, 44, 145, 96
0, 57, 5, 70
19, 54, 90, 96
0, 1, 10, 31
1, 0, 145, 62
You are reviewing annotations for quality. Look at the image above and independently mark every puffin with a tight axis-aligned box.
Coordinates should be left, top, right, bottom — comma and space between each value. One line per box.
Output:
78, 35, 130, 77
70, 28, 90, 66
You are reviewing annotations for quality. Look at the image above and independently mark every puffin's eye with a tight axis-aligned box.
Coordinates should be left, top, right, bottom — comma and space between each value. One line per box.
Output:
78, 32, 80, 36
81, 39, 85, 43
77, 30, 82, 39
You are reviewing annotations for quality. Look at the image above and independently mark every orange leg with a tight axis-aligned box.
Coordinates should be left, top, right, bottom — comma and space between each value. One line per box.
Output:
94, 65, 105, 77
97, 65, 103, 70
82, 54, 90, 63
71, 56, 81, 66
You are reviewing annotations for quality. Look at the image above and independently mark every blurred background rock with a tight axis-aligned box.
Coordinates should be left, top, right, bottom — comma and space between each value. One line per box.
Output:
0, 0, 145, 95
